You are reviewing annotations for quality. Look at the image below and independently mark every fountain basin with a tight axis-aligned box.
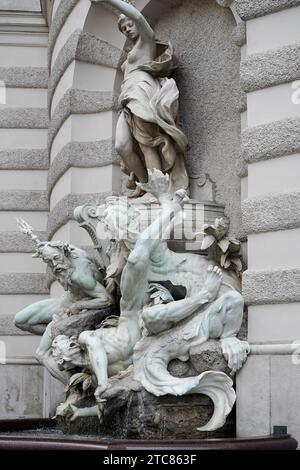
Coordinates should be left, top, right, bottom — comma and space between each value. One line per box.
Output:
0, 419, 297, 450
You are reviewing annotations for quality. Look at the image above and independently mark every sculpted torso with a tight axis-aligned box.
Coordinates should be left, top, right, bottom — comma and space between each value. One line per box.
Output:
14, 240, 113, 384
122, 33, 156, 76
148, 249, 241, 297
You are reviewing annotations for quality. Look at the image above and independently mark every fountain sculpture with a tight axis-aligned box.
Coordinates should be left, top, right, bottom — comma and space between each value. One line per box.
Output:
13, 0, 250, 441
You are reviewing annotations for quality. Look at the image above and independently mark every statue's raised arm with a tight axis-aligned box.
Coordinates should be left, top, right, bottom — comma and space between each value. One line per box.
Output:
92, 0, 154, 41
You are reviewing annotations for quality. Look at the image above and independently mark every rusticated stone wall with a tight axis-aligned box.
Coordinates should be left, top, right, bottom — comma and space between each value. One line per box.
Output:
154, 0, 242, 237
235, 0, 300, 443
0, 0, 49, 418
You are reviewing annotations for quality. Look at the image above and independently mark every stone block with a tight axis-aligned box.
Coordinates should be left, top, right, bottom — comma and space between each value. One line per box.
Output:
51, 306, 117, 338
190, 340, 231, 375
0, 364, 43, 418
270, 355, 300, 444
236, 355, 271, 437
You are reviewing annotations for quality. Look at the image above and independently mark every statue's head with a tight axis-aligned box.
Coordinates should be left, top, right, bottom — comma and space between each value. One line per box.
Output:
117, 0, 138, 39
17, 218, 95, 289
34, 241, 73, 271
52, 335, 86, 371
33, 242, 80, 289
118, 15, 139, 41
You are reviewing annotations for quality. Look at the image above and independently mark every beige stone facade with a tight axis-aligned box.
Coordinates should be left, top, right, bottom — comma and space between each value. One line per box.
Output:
0, 0, 299, 442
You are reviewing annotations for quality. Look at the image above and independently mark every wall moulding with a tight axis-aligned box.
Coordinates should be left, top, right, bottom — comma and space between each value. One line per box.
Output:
48, 0, 79, 62
243, 268, 300, 305
47, 139, 119, 197
48, 29, 124, 109
0, 231, 46, 253
48, 89, 118, 149
0, 191, 48, 211
0, 108, 48, 129
0, 314, 31, 336
141, 0, 236, 21
241, 43, 300, 93
4, 356, 38, 365
48, 29, 80, 108
242, 192, 300, 235
47, 191, 114, 240
234, 0, 300, 21
0, 66, 48, 88
0, 273, 48, 295
76, 31, 126, 69
0, 149, 48, 170
242, 117, 300, 164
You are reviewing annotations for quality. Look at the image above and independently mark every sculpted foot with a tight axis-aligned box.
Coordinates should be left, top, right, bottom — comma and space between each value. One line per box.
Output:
128, 185, 146, 198
203, 265, 223, 301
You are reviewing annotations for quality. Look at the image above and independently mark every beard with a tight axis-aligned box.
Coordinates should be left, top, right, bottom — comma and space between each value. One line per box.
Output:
53, 264, 74, 291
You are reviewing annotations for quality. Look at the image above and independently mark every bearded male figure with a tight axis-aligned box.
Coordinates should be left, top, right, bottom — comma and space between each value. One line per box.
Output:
14, 222, 113, 383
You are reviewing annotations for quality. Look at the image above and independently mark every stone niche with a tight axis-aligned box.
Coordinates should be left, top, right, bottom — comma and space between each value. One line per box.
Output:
152, 0, 242, 236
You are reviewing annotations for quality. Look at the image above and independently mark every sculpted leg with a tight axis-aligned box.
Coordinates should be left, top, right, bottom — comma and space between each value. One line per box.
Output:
139, 143, 162, 172
35, 323, 53, 361
14, 298, 61, 335
36, 323, 72, 384
15, 294, 75, 378
79, 330, 109, 401
66, 404, 100, 422
115, 112, 148, 183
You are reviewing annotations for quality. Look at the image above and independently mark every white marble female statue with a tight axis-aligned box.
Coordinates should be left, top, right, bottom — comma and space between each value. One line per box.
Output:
91, 0, 189, 196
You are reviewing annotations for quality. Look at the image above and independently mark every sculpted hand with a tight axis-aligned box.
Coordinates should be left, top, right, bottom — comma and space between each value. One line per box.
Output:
221, 337, 250, 375
55, 402, 71, 417
70, 305, 83, 315
137, 169, 170, 200
173, 189, 189, 207
94, 385, 107, 402
105, 277, 116, 295
66, 404, 80, 422
64, 304, 84, 316
52, 312, 62, 322
94, 387, 107, 423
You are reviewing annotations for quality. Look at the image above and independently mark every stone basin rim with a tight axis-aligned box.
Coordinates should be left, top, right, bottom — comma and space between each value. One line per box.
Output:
0, 419, 297, 450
